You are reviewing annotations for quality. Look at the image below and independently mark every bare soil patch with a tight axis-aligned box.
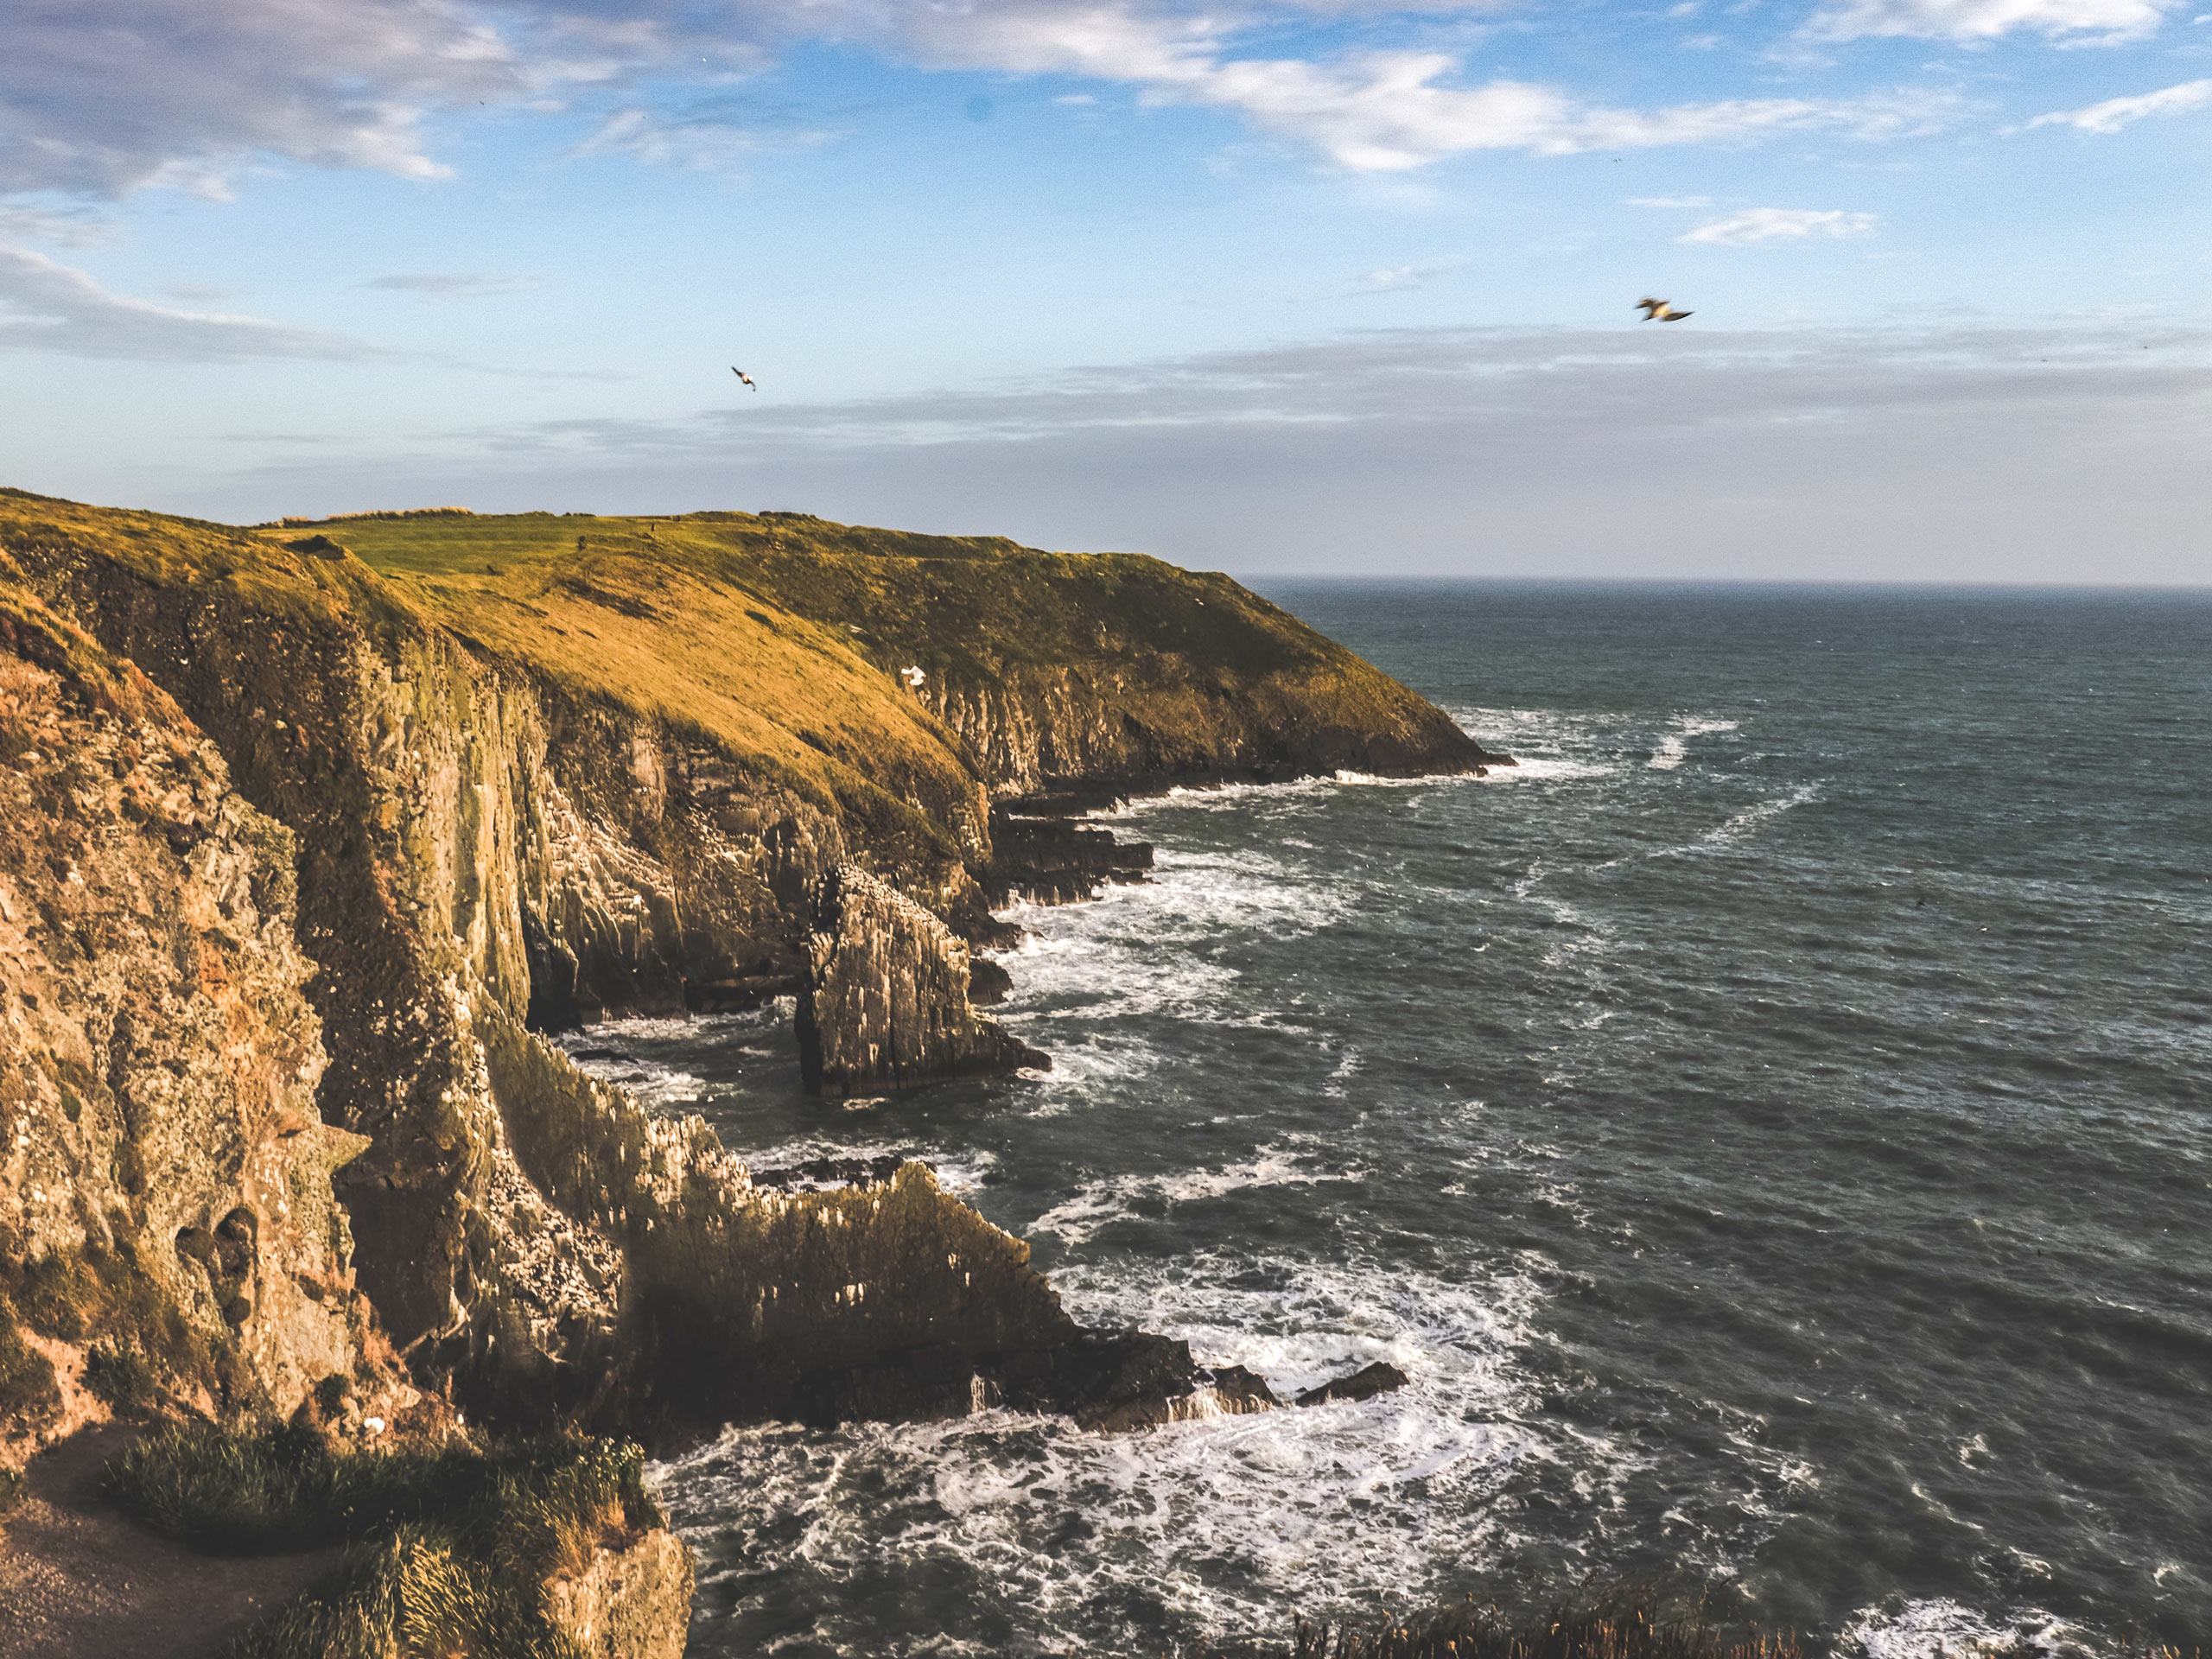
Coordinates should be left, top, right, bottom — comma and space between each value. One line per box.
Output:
0, 1425, 337, 1659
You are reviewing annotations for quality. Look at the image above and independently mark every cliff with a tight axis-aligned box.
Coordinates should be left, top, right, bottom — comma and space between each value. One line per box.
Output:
0, 486, 1497, 1446
0, 570, 367, 1463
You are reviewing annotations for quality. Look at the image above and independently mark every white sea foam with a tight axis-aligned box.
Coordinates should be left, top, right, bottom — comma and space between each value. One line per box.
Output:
727, 1135, 999, 1196
1028, 1149, 1366, 1245
1483, 755, 1618, 783
659, 1256, 1586, 1649
1697, 782, 1821, 849
1101, 769, 1479, 823
1842, 1599, 2082, 1659
559, 1044, 707, 1110
993, 849, 1356, 1046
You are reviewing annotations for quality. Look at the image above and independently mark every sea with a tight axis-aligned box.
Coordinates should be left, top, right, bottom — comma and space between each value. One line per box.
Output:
563, 582, 2212, 1656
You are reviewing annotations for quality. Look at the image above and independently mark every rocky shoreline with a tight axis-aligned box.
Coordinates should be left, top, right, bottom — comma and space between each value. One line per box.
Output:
0, 488, 1510, 1653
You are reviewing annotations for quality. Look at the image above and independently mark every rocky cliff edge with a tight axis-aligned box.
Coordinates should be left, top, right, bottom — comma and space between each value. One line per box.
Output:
0, 487, 1500, 1445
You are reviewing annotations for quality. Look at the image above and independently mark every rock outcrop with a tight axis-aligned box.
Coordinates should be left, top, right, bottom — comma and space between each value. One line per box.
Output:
985, 811, 1154, 906
544, 1528, 695, 1659
0, 575, 368, 1463
473, 1016, 1074, 1424
798, 864, 1046, 1096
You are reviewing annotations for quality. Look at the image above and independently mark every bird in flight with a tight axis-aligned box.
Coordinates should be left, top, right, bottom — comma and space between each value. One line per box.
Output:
731, 367, 757, 389
1637, 298, 1693, 322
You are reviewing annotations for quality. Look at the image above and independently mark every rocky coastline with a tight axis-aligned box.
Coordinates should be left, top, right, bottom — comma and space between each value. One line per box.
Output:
0, 487, 1510, 1653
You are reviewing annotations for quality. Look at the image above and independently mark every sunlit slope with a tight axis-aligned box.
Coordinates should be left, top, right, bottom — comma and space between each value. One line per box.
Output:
0, 491, 987, 868
270, 512, 991, 855
318, 508, 1484, 795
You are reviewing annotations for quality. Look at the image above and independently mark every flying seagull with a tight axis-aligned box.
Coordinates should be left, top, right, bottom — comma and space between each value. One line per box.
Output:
1637, 298, 1693, 322
731, 367, 757, 389
899, 666, 926, 688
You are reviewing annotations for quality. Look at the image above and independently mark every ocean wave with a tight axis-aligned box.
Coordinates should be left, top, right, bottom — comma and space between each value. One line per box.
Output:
1483, 756, 1618, 784
1098, 768, 1483, 827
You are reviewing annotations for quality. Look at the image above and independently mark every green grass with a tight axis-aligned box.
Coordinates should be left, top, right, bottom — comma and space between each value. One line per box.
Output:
105, 1422, 659, 1658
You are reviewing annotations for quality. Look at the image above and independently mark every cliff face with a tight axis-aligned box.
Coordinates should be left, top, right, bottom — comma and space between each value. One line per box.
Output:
0, 572, 365, 1460
0, 487, 1496, 1440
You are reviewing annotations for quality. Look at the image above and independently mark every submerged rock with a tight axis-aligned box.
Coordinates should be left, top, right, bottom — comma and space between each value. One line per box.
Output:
1294, 1360, 1410, 1407
985, 812, 1154, 906
797, 864, 1047, 1097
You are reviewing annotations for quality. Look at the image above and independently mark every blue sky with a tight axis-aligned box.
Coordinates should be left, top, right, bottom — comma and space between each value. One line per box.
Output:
1, 0, 2207, 581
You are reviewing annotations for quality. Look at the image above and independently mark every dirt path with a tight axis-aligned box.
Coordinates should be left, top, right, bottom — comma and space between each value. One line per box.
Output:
0, 1424, 340, 1659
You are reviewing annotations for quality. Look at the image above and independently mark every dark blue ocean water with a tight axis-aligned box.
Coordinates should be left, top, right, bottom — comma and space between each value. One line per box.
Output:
599, 584, 2212, 1657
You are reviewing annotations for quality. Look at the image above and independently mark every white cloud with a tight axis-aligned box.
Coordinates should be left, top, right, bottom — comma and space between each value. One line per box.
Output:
862, 8, 1962, 170
0, 245, 368, 359
0, 0, 1968, 201
1681, 207, 1877, 244
1147, 57, 1958, 169
1804, 0, 2174, 41
0, 0, 533, 198
2027, 78, 2212, 130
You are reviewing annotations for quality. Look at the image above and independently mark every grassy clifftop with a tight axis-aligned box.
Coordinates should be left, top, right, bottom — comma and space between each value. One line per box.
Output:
3, 485, 1490, 869
0, 491, 989, 863
283, 504, 1490, 798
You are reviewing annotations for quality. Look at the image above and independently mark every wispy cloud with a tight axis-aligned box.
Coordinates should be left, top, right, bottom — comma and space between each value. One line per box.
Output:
212, 319, 2211, 583
0, 0, 1973, 204
368, 270, 538, 297
0, 245, 370, 360
574, 100, 839, 169
1680, 207, 1877, 244
1804, 0, 2175, 41
372, 318, 2212, 461
2028, 78, 2212, 131
1345, 259, 1464, 293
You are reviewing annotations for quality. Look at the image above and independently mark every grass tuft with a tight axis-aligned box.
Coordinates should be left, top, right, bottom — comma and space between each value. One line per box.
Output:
105, 1422, 658, 1657
83, 1339, 157, 1414
223, 1526, 579, 1659
0, 1300, 60, 1423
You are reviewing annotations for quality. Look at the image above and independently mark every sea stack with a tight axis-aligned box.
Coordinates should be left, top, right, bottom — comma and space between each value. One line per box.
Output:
797, 863, 1047, 1096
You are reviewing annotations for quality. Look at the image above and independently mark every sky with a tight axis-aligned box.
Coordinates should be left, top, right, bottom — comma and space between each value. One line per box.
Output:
0, 0, 2207, 582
